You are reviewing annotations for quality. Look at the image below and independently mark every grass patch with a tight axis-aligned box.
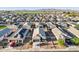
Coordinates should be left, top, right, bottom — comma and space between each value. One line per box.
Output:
75, 24, 79, 30
0, 26, 7, 30
15, 11, 57, 14
16, 11, 48, 14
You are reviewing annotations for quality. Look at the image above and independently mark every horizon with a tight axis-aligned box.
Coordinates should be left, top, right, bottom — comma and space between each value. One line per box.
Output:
0, 7, 79, 11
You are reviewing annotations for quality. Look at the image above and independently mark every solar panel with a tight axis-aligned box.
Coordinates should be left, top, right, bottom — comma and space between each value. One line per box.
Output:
39, 28, 46, 39
23, 29, 29, 39
0, 28, 11, 38
19, 28, 30, 39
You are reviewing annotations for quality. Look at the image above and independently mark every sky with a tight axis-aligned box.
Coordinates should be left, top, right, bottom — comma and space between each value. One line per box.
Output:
0, 7, 79, 11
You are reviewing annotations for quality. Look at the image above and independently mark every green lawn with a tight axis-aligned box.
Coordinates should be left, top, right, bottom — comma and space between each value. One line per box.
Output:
75, 24, 79, 30
16, 11, 47, 14
15, 11, 56, 14
0, 26, 7, 30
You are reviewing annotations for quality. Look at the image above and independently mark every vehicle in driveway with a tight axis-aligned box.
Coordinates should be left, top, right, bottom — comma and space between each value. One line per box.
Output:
33, 36, 40, 48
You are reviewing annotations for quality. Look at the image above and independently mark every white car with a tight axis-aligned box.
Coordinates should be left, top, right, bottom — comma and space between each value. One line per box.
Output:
33, 39, 40, 48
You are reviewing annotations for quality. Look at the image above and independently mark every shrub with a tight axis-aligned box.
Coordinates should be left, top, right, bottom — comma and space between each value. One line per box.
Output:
71, 37, 79, 45
57, 39, 65, 46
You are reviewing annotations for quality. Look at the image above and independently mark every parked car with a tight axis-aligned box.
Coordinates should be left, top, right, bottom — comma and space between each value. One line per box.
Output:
33, 38, 40, 48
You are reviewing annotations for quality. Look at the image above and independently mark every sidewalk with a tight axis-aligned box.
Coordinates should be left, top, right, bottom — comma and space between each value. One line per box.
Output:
0, 46, 79, 51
